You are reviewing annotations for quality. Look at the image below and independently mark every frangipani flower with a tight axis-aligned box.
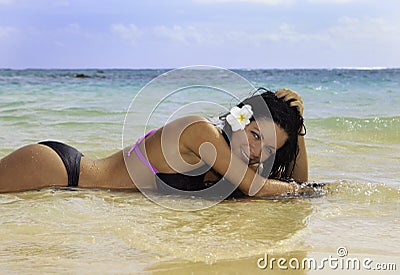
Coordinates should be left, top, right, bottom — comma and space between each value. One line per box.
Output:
226, 104, 253, 132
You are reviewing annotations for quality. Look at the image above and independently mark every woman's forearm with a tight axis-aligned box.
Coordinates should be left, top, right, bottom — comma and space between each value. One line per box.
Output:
253, 178, 297, 197
291, 135, 308, 182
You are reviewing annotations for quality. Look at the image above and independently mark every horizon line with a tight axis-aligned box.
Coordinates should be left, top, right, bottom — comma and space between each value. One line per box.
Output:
0, 66, 397, 71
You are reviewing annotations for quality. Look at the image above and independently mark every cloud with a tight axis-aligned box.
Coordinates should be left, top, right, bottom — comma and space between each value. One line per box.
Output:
254, 23, 323, 43
153, 25, 211, 45
153, 23, 322, 46
111, 24, 142, 45
253, 16, 400, 47
326, 16, 400, 45
152, 15, 400, 51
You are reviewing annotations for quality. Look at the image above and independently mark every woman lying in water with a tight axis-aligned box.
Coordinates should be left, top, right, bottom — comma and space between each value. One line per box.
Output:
0, 88, 307, 197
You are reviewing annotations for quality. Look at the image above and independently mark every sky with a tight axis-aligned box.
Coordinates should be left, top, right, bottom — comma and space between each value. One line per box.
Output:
0, 0, 399, 69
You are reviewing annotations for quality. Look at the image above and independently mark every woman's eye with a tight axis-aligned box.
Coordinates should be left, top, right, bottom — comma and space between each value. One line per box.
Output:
251, 131, 260, 140
265, 147, 273, 155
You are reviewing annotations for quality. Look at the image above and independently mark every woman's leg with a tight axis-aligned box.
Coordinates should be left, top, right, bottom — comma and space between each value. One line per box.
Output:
0, 144, 68, 193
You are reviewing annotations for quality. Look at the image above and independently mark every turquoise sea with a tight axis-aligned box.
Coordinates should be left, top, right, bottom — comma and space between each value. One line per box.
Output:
0, 68, 399, 274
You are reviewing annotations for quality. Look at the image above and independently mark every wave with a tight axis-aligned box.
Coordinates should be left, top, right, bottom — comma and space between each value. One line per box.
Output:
47, 121, 120, 127
333, 66, 390, 70
39, 107, 126, 117
0, 107, 125, 117
307, 116, 400, 132
326, 180, 399, 200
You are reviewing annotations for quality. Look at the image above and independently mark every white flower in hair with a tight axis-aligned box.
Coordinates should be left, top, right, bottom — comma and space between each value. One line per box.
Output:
226, 104, 253, 132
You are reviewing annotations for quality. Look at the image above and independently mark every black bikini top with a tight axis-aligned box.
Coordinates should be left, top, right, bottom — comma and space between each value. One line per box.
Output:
152, 129, 245, 198
154, 165, 246, 199
155, 165, 212, 193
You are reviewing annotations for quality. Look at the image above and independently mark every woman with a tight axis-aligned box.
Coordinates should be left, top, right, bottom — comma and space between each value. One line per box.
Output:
0, 88, 307, 197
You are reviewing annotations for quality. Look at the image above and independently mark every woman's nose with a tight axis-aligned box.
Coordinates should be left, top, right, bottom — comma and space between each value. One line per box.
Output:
250, 142, 262, 159
252, 143, 270, 163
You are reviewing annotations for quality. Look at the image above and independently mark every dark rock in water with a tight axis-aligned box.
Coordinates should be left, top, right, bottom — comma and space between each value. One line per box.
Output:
74, 73, 91, 78
96, 70, 105, 74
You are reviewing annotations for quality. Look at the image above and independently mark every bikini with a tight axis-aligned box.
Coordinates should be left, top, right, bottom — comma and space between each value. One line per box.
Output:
39, 130, 244, 197
127, 129, 214, 193
37, 131, 211, 191
127, 129, 159, 173
38, 141, 83, 187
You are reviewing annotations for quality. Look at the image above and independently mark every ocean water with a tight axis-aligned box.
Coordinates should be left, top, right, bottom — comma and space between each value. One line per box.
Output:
0, 68, 399, 274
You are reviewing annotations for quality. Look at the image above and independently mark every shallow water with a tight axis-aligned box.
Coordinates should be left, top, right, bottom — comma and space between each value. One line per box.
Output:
0, 181, 398, 274
0, 69, 399, 273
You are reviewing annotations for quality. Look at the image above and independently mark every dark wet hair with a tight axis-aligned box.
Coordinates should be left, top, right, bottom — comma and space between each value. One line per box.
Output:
220, 88, 304, 179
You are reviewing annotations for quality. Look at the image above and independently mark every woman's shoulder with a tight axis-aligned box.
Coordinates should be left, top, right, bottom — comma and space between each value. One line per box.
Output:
169, 115, 210, 124
163, 115, 220, 137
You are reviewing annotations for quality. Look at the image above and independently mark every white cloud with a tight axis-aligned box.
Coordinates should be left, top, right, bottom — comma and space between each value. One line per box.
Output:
152, 15, 400, 53
255, 23, 324, 43
153, 25, 211, 45
153, 23, 324, 46
111, 24, 142, 45
326, 16, 400, 45
252, 16, 400, 47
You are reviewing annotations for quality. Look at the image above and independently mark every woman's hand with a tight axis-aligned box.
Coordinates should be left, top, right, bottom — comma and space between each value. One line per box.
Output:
275, 88, 308, 182
275, 88, 304, 117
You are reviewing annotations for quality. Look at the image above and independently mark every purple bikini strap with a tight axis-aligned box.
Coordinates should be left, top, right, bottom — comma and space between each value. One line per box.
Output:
127, 129, 159, 174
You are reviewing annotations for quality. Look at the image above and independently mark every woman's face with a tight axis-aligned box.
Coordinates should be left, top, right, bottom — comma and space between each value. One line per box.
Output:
231, 119, 288, 165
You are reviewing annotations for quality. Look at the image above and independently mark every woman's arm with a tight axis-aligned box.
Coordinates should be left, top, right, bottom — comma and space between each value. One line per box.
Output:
182, 118, 296, 197
291, 135, 308, 182
275, 88, 308, 182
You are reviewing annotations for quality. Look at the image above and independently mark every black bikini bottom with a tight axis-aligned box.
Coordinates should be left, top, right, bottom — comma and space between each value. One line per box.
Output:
38, 141, 83, 187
